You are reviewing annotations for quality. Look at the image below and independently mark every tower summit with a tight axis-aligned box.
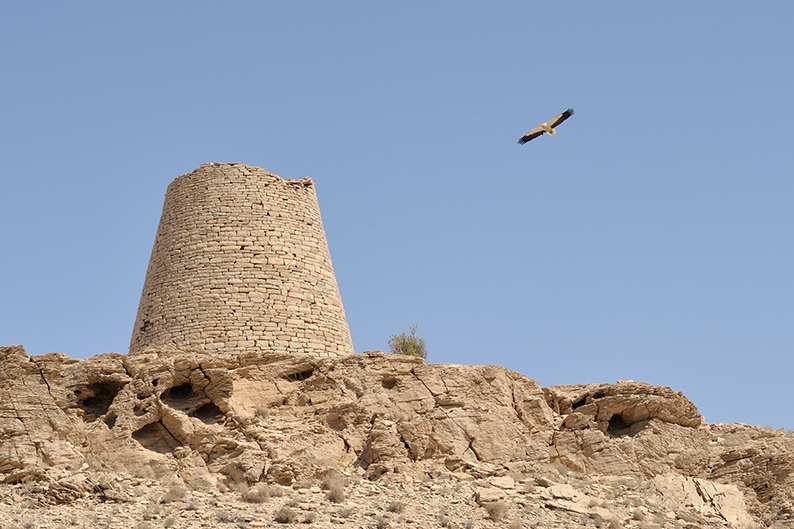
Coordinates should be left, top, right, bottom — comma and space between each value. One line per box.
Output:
130, 163, 354, 357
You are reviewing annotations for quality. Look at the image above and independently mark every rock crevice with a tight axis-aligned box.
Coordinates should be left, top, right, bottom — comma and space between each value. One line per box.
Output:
1, 345, 793, 523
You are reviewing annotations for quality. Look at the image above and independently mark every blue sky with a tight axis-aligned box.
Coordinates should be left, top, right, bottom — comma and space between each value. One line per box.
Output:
2, 2, 792, 428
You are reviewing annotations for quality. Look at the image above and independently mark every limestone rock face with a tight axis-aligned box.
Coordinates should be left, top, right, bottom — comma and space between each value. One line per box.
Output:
2, 344, 793, 524
0, 346, 553, 483
545, 382, 711, 477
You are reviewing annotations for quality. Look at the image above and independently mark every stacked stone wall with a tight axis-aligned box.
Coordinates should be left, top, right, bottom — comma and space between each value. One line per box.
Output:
129, 163, 354, 357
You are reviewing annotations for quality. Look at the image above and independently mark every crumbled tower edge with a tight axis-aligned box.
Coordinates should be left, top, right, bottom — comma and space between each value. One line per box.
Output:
129, 163, 354, 357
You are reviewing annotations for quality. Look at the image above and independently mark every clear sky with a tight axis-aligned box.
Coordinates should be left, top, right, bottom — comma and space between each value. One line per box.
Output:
2, 2, 792, 429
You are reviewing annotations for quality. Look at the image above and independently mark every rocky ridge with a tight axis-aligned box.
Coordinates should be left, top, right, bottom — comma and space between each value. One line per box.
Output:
1, 345, 793, 528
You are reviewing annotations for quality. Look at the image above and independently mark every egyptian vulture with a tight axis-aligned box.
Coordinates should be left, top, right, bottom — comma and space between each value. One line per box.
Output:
518, 108, 574, 144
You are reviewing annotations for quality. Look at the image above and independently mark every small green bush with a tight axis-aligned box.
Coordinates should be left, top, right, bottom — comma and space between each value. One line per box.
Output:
388, 325, 427, 359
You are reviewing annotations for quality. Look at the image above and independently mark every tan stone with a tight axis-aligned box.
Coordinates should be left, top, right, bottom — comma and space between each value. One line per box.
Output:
129, 163, 353, 357
2, 343, 794, 525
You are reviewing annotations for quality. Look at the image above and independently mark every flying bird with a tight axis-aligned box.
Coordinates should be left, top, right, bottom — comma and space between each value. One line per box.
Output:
518, 108, 574, 145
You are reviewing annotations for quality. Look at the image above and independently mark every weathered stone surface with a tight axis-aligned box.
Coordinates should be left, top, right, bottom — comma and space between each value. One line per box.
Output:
655, 474, 756, 527
543, 381, 702, 432
2, 344, 794, 525
0, 346, 554, 484
130, 163, 354, 357
474, 486, 505, 504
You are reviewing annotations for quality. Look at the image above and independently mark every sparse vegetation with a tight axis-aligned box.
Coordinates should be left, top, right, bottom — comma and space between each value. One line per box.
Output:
387, 501, 405, 513
338, 507, 354, 518
387, 325, 427, 359
148, 461, 172, 479
327, 480, 345, 503
508, 520, 524, 529
484, 502, 508, 522
301, 512, 317, 524
374, 514, 389, 529
215, 511, 233, 523
160, 484, 186, 503
142, 503, 160, 521
275, 507, 298, 524
323, 472, 346, 503
241, 483, 270, 503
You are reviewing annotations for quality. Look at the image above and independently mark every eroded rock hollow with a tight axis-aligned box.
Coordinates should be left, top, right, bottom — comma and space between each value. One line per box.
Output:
2, 344, 793, 525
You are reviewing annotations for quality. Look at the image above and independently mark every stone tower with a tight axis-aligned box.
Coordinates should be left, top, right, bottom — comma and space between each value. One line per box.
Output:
129, 163, 354, 357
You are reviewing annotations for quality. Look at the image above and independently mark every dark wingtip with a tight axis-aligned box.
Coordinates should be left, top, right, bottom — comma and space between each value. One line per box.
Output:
567, 108, 574, 115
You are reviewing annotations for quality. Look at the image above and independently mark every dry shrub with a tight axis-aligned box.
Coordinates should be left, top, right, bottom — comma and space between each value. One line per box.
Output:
387, 501, 405, 513
484, 502, 507, 522
321, 470, 345, 489
275, 507, 297, 524
296, 477, 316, 489
160, 484, 186, 504
241, 483, 270, 503
133, 464, 157, 481
322, 471, 346, 503
508, 520, 524, 529
141, 503, 160, 521
552, 462, 569, 476
326, 479, 345, 503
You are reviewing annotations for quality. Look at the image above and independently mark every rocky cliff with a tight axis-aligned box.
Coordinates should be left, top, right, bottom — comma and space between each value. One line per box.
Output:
1, 345, 792, 527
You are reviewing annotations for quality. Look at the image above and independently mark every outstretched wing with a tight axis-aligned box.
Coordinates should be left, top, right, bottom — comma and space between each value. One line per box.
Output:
548, 108, 574, 128
517, 127, 545, 145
